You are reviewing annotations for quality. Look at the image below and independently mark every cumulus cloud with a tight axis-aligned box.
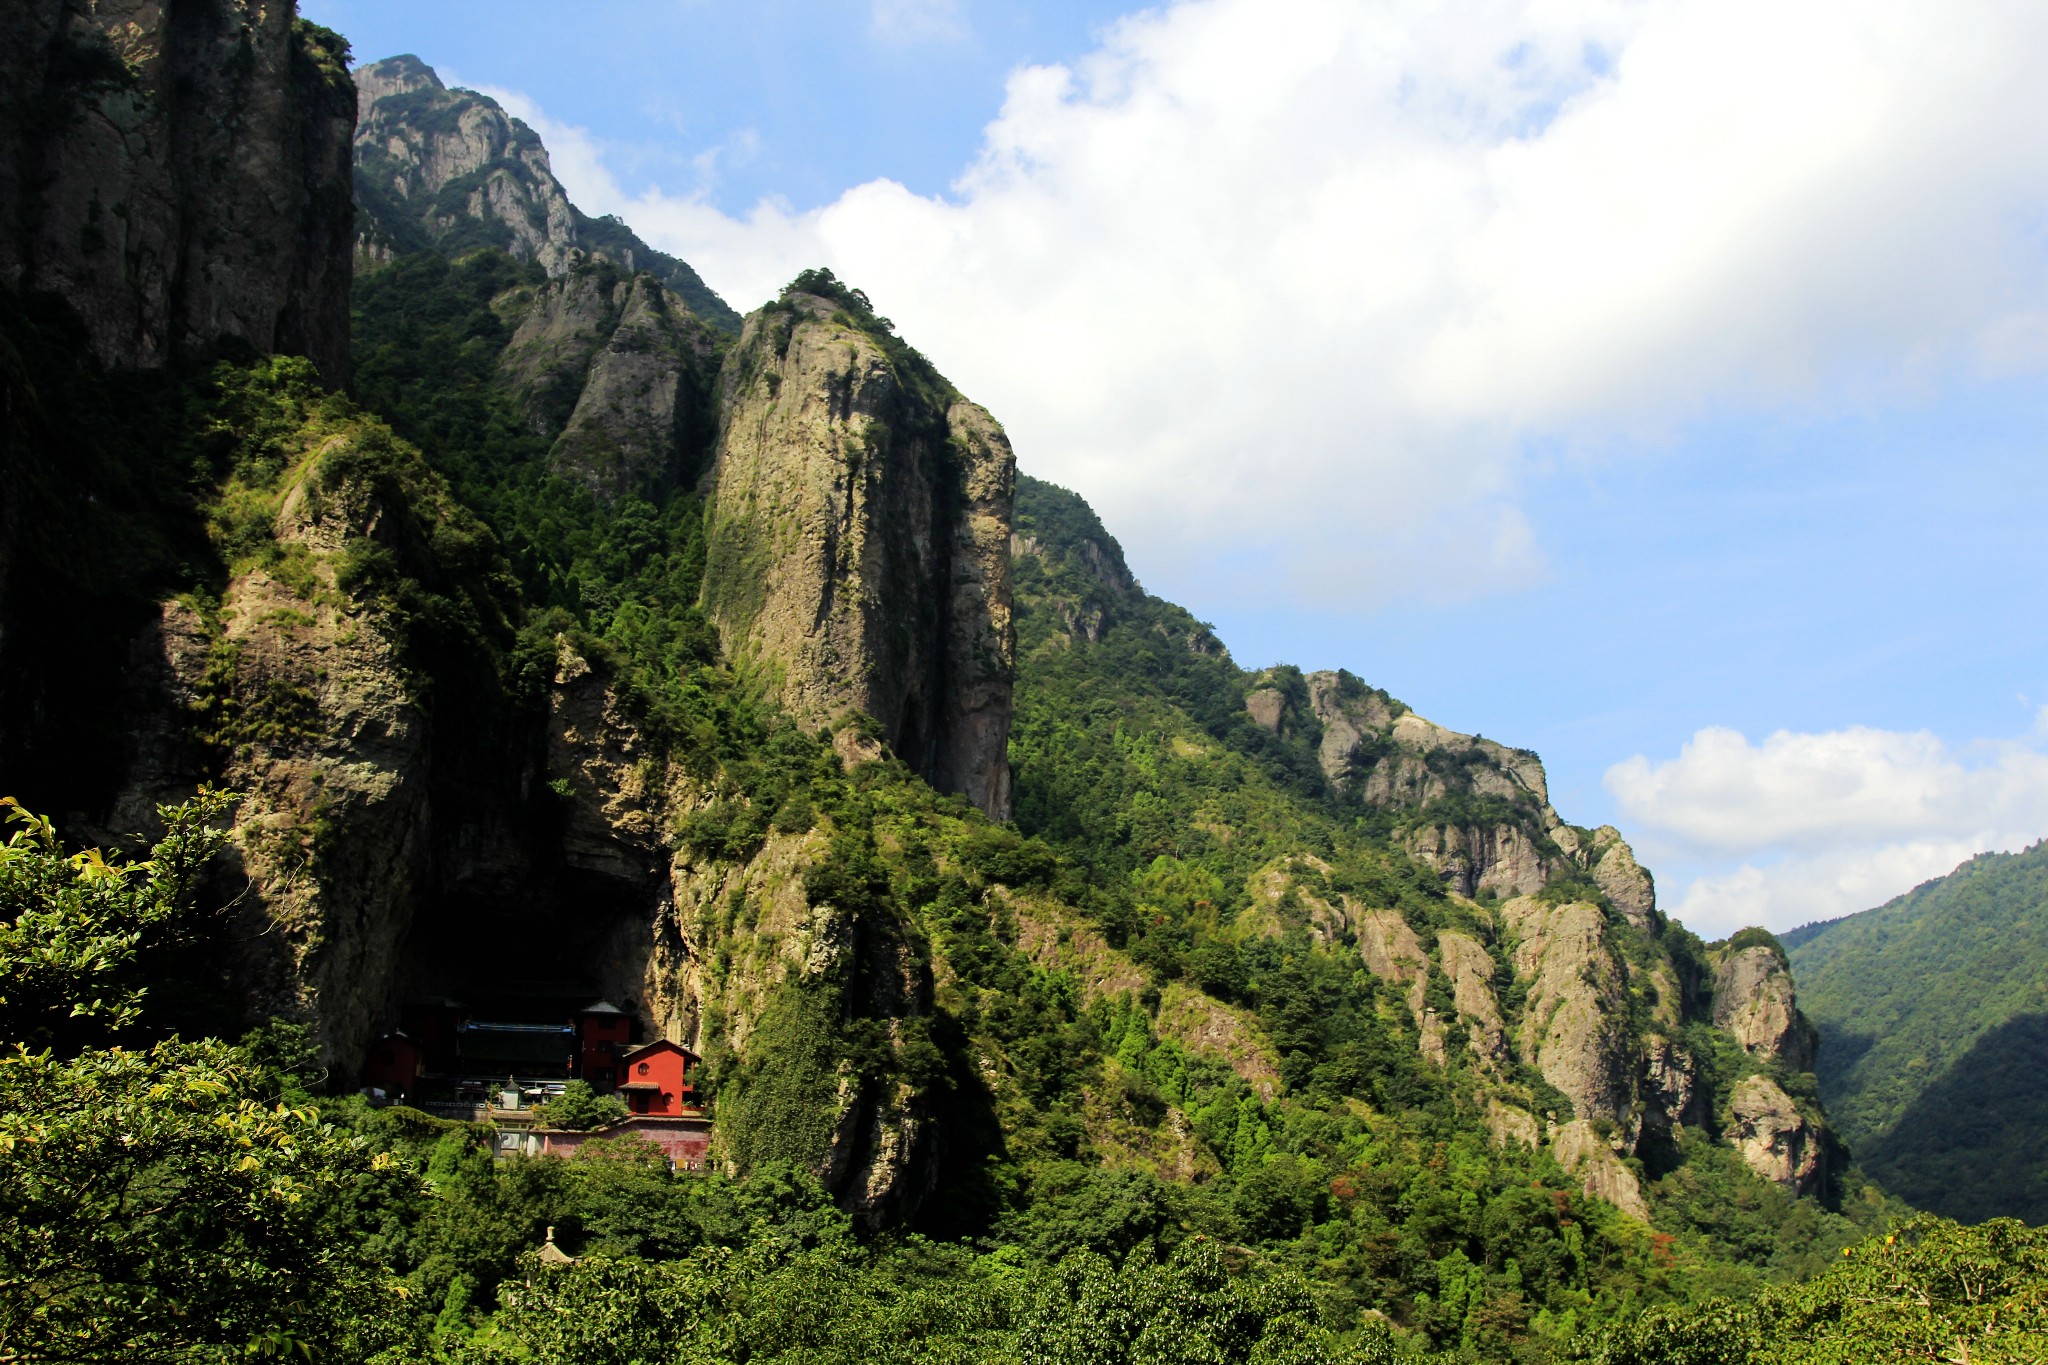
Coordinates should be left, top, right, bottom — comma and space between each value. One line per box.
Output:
529, 0, 2048, 606
1606, 720, 2048, 938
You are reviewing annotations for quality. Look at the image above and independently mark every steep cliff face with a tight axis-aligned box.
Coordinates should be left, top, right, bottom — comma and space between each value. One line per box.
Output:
1256, 669, 1661, 921
497, 263, 721, 500
701, 292, 1016, 818
1727, 1074, 1827, 1196
107, 388, 466, 1077
1713, 943, 1817, 1071
0, 1, 355, 382
352, 55, 738, 331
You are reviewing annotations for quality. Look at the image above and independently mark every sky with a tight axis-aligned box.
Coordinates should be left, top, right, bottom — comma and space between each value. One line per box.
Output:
309, 0, 2048, 939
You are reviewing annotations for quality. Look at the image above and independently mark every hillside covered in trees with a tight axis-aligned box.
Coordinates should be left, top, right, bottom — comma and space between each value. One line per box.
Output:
1787, 840, 2048, 1224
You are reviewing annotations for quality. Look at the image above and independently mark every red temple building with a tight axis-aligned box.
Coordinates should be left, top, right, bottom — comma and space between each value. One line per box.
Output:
615, 1039, 700, 1116
575, 1001, 633, 1080
358, 992, 711, 1169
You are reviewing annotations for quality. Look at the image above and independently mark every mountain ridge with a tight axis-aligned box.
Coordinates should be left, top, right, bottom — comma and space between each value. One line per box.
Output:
352, 53, 741, 332
1788, 839, 2048, 1222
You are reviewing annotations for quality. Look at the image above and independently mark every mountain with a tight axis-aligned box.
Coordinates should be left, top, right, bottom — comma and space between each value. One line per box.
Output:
0, 9, 1937, 1361
1007, 479, 1842, 1214
1786, 842, 2048, 1223
351, 54, 741, 332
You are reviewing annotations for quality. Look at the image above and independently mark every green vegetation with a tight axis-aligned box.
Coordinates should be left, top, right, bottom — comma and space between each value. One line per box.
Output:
1786, 841, 2048, 1223
532, 1080, 630, 1131
0, 795, 418, 1363
1569, 1214, 2048, 1363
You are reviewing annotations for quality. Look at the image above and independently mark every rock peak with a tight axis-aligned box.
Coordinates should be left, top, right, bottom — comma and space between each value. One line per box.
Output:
352, 54, 444, 107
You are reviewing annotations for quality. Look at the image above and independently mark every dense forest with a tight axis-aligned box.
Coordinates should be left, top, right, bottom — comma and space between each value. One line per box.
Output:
1787, 841, 2048, 1224
3, 9, 2047, 1363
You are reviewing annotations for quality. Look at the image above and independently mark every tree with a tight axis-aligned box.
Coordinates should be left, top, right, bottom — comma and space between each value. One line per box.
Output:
0, 795, 425, 1361
531, 1079, 628, 1131
0, 1039, 422, 1362
0, 790, 234, 1048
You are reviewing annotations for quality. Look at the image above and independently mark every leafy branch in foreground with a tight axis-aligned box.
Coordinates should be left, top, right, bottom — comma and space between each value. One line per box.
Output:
1574, 1214, 2048, 1364
0, 789, 235, 1046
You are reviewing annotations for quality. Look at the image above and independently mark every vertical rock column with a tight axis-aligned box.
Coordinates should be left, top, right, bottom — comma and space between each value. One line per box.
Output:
700, 292, 1015, 817
0, 0, 357, 383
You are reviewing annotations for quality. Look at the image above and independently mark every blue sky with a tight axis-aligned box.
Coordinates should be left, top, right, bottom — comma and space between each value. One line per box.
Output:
313, 0, 2048, 937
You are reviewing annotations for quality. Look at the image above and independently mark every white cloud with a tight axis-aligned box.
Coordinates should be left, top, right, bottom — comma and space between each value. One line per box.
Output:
1606, 720, 2048, 938
870, 0, 968, 45
537, 0, 2048, 606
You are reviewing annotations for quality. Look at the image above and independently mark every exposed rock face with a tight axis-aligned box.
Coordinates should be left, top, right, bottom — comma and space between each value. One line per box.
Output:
1316, 682, 1548, 812
498, 265, 720, 500
0, 0, 356, 381
1639, 1035, 1704, 1134
1355, 906, 1431, 1028
1551, 1119, 1650, 1221
1502, 895, 1637, 1129
1286, 671, 1666, 916
1714, 945, 1817, 1070
654, 819, 935, 1224
110, 432, 438, 1076
1728, 1074, 1826, 1196
1405, 822, 1551, 900
701, 294, 1016, 817
352, 55, 737, 331
1587, 826, 1657, 930
353, 55, 574, 273
1438, 930, 1510, 1067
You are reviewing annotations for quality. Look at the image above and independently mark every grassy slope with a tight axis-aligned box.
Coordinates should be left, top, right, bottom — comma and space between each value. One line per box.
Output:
1786, 842, 2048, 1223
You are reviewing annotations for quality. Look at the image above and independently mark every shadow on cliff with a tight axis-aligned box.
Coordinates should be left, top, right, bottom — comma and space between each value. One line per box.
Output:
1862, 1013, 2048, 1225
0, 292, 224, 820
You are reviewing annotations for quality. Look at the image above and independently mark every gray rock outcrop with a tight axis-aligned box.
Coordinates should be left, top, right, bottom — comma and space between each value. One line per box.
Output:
352, 55, 738, 330
701, 292, 1016, 818
110, 428, 439, 1077
498, 265, 720, 500
1714, 944, 1817, 1070
1284, 671, 1663, 918
1438, 930, 1510, 1067
1503, 895, 1637, 1128
1551, 1118, 1650, 1220
1587, 826, 1657, 929
1728, 1074, 1826, 1195
0, 0, 356, 382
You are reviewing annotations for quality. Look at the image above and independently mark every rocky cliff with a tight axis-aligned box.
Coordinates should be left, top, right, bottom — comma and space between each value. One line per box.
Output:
352, 55, 738, 332
1713, 942, 1817, 1071
701, 287, 1016, 819
1010, 473, 1838, 1214
1246, 667, 1659, 922
0, 0, 356, 383
496, 260, 722, 500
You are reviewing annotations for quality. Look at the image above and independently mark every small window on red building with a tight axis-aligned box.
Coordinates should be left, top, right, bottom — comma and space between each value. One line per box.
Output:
637, 1062, 650, 1075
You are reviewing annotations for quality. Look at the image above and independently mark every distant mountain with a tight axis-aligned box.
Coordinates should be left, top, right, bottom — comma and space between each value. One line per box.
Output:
351, 54, 741, 332
1785, 841, 2048, 1222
